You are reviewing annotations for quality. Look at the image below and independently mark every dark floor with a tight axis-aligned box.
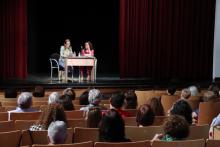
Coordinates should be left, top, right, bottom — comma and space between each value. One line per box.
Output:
0, 73, 218, 90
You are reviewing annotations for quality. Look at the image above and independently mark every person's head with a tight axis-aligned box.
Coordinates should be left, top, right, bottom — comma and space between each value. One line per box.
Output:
188, 86, 199, 96
202, 91, 218, 102
170, 99, 192, 124
208, 84, 220, 98
163, 115, 189, 140
64, 39, 71, 48
17, 92, 33, 109
123, 90, 137, 109
149, 97, 164, 116
48, 92, 60, 105
136, 104, 155, 126
88, 89, 101, 106
79, 90, 89, 105
48, 121, 67, 144
63, 88, 75, 100
33, 86, 45, 97
86, 107, 102, 128
181, 88, 191, 99
58, 95, 74, 111
99, 109, 126, 142
4, 88, 17, 98
85, 41, 93, 50
110, 92, 125, 109
37, 104, 67, 129
167, 86, 177, 95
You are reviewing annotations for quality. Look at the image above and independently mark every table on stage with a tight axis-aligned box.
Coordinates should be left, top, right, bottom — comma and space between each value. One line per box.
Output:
64, 56, 97, 82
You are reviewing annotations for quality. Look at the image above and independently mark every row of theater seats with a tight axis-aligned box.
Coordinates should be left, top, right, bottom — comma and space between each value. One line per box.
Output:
0, 129, 220, 147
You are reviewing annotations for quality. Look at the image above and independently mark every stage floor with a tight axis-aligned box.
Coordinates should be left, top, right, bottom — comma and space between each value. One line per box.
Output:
0, 73, 216, 89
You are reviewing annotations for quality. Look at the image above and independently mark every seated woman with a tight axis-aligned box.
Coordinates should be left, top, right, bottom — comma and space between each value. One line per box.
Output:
136, 104, 155, 127
151, 115, 189, 143
86, 107, 102, 128
59, 39, 73, 80
123, 90, 137, 109
149, 97, 165, 116
29, 104, 67, 131
99, 109, 130, 142
80, 41, 94, 81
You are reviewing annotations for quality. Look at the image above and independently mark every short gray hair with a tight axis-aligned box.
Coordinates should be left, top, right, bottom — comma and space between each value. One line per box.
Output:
88, 89, 101, 105
48, 92, 60, 104
17, 92, 32, 109
48, 121, 67, 144
188, 86, 199, 96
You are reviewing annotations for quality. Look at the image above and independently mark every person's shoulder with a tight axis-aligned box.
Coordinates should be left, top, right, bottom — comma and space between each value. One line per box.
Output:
60, 46, 65, 50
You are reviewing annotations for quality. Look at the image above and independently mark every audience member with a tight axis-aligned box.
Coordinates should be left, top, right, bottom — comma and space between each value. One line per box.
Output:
110, 92, 130, 117
169, 99, 192, 124
149, 97, 165, 116
86, 107, 102, 128
48, 92, 60, 104
63, 87, 76, 100
151, 115, 189, 143
180, 88, 191, 99
79, 90, 89, 105
188, 85, 199, 96
58, 95, 74, 111
8, 92, 38, 120
30, 104, 67, 131
33, 86, 45, 97
48, 121, 67, 144
123, 90, 137, 109
167, 86, 177, 95
80, 89, 103, 112
99, 109, 130, 142
136, 104, 155, 126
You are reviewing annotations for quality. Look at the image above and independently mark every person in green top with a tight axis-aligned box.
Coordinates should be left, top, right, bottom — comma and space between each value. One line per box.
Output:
151, 115, 189, 144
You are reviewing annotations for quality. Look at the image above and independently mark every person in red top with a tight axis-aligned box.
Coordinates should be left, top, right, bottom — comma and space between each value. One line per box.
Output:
109, 92, 130, 117
80, 41, 94, 81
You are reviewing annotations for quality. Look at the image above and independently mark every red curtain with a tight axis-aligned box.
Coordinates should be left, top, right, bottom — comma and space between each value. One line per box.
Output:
119, 0, 216, 80
0, 0, 27, 79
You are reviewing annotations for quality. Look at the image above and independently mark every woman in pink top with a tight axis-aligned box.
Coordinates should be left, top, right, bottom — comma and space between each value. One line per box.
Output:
80, 41, 94, 81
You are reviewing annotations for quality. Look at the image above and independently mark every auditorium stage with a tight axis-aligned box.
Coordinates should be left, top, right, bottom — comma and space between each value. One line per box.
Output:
0, 73, 217, 90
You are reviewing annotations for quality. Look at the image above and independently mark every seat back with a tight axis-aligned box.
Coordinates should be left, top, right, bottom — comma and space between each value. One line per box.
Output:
32, 141, 93, 147
10, 112, 42, 121
124, 117, 136, 126
0, 112, 8, 121
21, 128, 73, 146
198, 102, 220, 125
67, 119, 87, 128
15, 120, 36, 130
152, 139, 205, 147
125, 126, 163, 141
1, 101, 17, 107
206, 139, 220, 147
95, 140, 151, 147
161, 95, 179, 113
135, 90, 161, 107
0, 130, 22, 147
74, 127, 99, 143
152, 116, 168, 126
213, 126, 220, 140
65, 111, 85, 119
187, 125, 209, 139
0, 121, 15, 132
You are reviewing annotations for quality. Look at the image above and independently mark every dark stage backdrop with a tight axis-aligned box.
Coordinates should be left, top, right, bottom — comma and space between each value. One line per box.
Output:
0, 0, 27, 79
28, 0, 119, 75
119, 0, 216, 80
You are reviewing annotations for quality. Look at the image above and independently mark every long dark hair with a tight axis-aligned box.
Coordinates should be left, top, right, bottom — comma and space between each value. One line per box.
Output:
99, 109, 126, 142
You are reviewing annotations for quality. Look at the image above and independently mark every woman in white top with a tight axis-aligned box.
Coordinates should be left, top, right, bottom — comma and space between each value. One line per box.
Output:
59, 39, 73, 80
59, 39, 73, 67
